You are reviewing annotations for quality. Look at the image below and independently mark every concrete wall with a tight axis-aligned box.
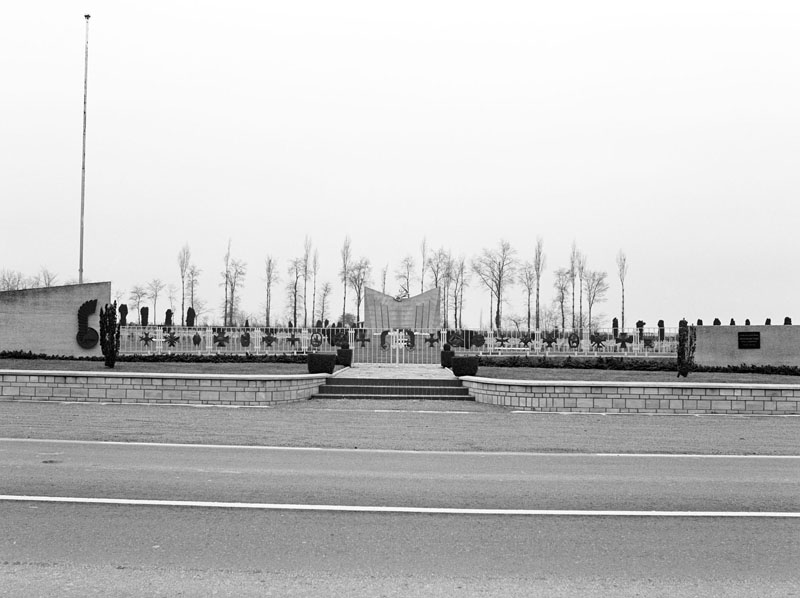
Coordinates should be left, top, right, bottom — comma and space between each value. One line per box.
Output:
462, 377, 800, 414
0, 283, 111, 357
694, 325, 800, 368
0, 370, 328, 406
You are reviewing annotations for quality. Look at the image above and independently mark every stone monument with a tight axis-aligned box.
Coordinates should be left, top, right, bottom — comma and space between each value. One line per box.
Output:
363, 288, 441, 330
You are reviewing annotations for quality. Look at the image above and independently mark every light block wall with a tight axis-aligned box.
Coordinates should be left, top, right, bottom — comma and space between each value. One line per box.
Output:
0, 370, 328, 406
694, 325, 800, 368
0, 283, 111, 357
463, 377, 800, 414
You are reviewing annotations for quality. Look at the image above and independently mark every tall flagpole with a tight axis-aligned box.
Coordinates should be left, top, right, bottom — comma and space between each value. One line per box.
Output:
78, 14, 90, 285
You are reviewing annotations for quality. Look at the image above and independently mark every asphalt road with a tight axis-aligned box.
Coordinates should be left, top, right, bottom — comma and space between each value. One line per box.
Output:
2, 439, 799, 596
2, 440, 800, 512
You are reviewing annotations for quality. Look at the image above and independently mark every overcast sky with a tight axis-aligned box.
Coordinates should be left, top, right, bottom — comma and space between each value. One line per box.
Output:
3, 1, 800, 330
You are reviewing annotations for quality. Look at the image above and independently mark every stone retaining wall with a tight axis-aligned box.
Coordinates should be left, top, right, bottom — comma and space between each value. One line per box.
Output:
0, 370, 328, 406
462, 377, 800, 415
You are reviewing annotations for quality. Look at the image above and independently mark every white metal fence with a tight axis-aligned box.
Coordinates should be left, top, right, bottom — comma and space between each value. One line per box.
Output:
119, 326, 679, 364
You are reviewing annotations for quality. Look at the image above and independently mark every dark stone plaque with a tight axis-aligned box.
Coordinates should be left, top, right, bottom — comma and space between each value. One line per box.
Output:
738, 331, 761, 350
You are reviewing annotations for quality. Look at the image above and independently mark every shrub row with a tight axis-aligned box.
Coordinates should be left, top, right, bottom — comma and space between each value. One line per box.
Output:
477, 355, 677, 371
476, 354, 800, 377
0, 350, 307, 364
4, 350, 800, 377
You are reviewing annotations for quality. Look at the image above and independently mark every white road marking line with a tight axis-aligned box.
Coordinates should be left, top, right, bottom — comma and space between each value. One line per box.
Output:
0, 438, 798, 458
510, 411, 800, 418
371, 409, 476, 414
0, 495, 798, 517
7, 398, 799, 416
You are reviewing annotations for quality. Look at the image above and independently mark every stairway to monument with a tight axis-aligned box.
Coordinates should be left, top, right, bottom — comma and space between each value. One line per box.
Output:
313, 376, 474, 401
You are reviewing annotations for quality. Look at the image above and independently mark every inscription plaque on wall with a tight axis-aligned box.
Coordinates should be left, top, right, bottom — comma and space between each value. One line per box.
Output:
737, 332, 761, 350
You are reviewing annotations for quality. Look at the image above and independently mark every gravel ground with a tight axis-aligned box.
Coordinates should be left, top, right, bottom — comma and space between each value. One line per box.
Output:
1, 399, 797, 455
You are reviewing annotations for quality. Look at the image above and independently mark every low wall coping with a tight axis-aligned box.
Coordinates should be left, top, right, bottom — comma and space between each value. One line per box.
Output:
461, 376, 800, 391
0, 369, 331, 382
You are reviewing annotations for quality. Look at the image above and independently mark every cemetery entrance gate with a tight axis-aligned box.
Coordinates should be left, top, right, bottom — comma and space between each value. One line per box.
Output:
347, 328, 445, 365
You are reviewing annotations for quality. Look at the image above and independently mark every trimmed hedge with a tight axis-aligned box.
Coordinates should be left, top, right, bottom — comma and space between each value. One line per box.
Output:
451, 356, 479, 376
336, 348, 353, 367
307, 353, 336, 374
440, 350, 454, 368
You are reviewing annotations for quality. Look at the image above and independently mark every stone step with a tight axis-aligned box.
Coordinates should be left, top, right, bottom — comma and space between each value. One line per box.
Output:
327, 377, 462, 387
312, 393, 474, 401
313, 376, 473, 401
317, 384, 470, 397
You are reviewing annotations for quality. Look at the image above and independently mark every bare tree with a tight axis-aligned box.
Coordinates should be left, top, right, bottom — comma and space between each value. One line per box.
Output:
427, 247, 451, 326
9, 268, 57, 289
568, 242, 580, 330
310, 249, 319, 325
167, 284, 178, 313
177, 244, 191, 325
340, 236, 352, 326
541, 304, 559, 331
27, 271, 43, 288
146, 279, 165, 325
553, 268, 571, 331
617, 250, 628, 331
301, 236, 312, 327
450, 256, 468, 328
576, 252, 587, 332
441, 253, 454, 328
348, 258, 372, 325
286, 258, 302, 327
129, 285, 147, 323
505, 313, 525, 333
227, 259, 246, 326
584, 270, 610, 332
420, 237, 428, 294
192, 298, 208, 325
24, 267, 57, 289
318, 282, 332, 325
380, 264, 388, 294
0, 269, 26, 291
519, 261, 535, 333
532, 237, 546, 330
221, 240, 232, 326
471, 240, 517, 330
187, 264, 201, 317
395, 255, 415, 298
264, 255, 279, 327
36, 267, 58, 287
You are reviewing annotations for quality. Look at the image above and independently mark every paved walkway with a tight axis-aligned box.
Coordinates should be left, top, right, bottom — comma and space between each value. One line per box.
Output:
336, 364, 456, 379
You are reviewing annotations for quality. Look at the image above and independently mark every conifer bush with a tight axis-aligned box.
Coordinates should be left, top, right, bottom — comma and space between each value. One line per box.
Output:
677, 318, 690, 377
99, 302, 120, 369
